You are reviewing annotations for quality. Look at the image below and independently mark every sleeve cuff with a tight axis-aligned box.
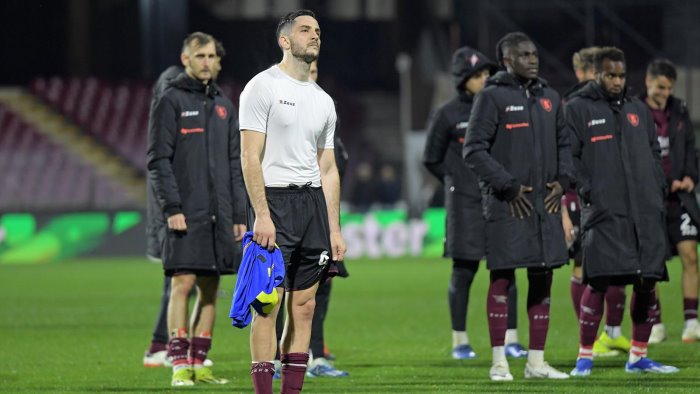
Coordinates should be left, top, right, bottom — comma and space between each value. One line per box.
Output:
503, 182, 521, 202
163, 204, 182, 217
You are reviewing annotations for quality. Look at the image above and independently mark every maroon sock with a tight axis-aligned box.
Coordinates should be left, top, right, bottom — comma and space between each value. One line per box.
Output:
579, 285, 605, 347
571, 276, 585, 319
281, 352, 309, 394
631, 289, 659, 343
526, 269, 552, 350
149, 341, 167, 354
656, 292, 663, 323
251, 362, 275, 394
487, 272, 512, 347
167, 337, 190, 366
605, 285, 626, 326
684, 298, 698, 321
188, 336, 211, 366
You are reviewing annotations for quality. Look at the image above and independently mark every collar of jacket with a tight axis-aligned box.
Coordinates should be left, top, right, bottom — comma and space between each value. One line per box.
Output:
638, 92, 684, 114
170, 72, 222, 97
574, 81, 631, 107
486, 70, 548, 96
563, 80, 593, 101
457, 90, 475, 104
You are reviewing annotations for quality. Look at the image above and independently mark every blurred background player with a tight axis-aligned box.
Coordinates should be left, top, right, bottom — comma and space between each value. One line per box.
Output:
143, 39, 229, 369
423, 46, 526, 360
464, 32, 573, 381
567, 47, 678, 376
147, 32, 246, 386
641, 58, 700, 344
562, 46, 631, 357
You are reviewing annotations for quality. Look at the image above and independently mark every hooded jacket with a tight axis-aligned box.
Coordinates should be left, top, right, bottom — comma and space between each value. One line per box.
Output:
566, 82, 668, 280
147, 72, 246, 273
463, 71, 574, 270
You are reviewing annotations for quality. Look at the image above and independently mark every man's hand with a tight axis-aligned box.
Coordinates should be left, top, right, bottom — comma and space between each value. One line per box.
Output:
330, 231, 347, 262
561, 206, 576, 247
233, 224, 247, 241
253, 214, 276, 251
508, 185, 534, 219
681, 176, 696, 192
671, 179, 683, 193
167, 213, 187, 231
544, 181, 564, 213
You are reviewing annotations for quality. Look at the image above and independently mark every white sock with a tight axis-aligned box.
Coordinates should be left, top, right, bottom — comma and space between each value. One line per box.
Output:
605, 325, 621, 339
492, 346, 507, 365
629, 342, 647, 364
685, 318, 699, 329
452, 331, 469, 348
528, 349, 544, 367
505, 329, 518, 345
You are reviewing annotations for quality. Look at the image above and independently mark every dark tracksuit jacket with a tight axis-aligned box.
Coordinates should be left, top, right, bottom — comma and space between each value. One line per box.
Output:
423, 91, 485, 261
566, 82, 668, 280
147, 72, 246, 274
463, 71, 574, 270
640, 93, 700, 227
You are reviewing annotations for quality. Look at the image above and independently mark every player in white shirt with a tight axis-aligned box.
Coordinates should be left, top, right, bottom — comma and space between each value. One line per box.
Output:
238, 9, 346, 394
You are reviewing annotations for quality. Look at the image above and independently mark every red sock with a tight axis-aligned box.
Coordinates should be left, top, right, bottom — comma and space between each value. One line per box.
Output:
486, 274, 512, 347
148, 341, 167, 354
571, 276, 585, 319
579, 285, 605, 347
605, 285, 626, 326
188, 336, 211, 366
251, 362, 275, 394
167, 337, 190, 367
631, 289, 658, 343
281, 352, 309, 394
684, 298, 698, 321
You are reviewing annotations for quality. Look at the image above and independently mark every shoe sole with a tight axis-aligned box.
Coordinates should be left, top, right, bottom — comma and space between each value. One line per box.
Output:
490, 375, 513, 381
682, 337, 698, 343
144, 362, 164, 368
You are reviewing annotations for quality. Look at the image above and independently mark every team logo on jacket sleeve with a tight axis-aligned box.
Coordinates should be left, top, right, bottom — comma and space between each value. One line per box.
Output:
215, 105, 228, 119
627, 113, 639, 127
539, 98, 552, 112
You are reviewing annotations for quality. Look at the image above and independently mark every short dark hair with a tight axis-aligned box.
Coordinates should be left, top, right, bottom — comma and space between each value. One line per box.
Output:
647, 58, 677, 81
496, 32, 532, 67
215, 39, 226, 58
572, 47, 600, 72
593, 47, 625, 73
276, 9, 316, 39
182, 32, 215, 54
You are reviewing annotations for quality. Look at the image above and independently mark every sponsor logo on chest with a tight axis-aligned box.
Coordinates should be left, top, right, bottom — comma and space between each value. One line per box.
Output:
456, 121, 469, 130
587, 118, 606, 127
279, 99, 296, 107
181, 110, 199, 117
505, 105, 524, 112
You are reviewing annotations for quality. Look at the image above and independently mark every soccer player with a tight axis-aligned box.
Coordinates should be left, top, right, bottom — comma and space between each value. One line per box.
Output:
239, 10, 346, 394
423, 46, 526, 360
567, 47, 679, 376
563, 47, 631, 357
464, 32, 573, 381
147, 32, 246, 386
143, 38, 229, 369
641, 59, 700, 344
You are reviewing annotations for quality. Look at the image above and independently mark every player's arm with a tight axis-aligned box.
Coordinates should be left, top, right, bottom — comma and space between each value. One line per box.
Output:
318, 147, 346, 261
422, 108, 450, 182
240, 130, 275, 249
147, 95, 186, 231
681, 104, 698, 190
229, 116, 247, 241
566, 102, 592, 204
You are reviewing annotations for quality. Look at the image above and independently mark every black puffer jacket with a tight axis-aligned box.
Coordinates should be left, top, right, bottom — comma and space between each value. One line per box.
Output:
566, 82, 667, 280
423, 91, 484, 260
147, 72, 246, 273
463, 71, 574, 270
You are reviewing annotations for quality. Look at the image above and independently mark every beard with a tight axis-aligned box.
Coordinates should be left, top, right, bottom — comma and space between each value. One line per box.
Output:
290, 41, 318, 64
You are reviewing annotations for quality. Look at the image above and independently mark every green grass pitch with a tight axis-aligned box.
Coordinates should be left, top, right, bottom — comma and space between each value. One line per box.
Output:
1, 257, 699, 393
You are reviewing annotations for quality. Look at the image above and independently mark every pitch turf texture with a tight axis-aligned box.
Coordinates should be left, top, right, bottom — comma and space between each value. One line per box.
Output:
2, 257, 698, 393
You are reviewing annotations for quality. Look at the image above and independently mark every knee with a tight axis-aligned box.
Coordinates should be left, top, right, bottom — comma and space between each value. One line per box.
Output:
293, 297, 317, 321
171, 276, 195, 297
682, 253, 699, 273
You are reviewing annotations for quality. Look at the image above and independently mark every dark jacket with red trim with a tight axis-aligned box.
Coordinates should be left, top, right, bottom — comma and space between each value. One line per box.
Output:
639, 93, 700, 226
463, 71, 574, 270
147, 72, 246, 273
565, 81, 668, 280
423, 91, 484, 260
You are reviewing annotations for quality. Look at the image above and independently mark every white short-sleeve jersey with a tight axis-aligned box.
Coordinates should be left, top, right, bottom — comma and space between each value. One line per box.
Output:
239, 65, 336, 187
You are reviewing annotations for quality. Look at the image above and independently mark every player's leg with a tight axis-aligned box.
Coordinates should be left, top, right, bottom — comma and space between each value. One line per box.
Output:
189, 275, 227, 384
505, 280, 527, 358
524, 268, 567, 379
144, 275, 171, 367
677, 239, 700, 341
595, 283, 630, 355
307, 279, 347, 377
571, 276, 608, 377
626, 278, 678, 373
168, 272, 196, 386
280, 283, 319, 393
251, 287, 285, 393
449, 259, 479, 359
487, 269, 514, 381
571, 262, 585, 318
